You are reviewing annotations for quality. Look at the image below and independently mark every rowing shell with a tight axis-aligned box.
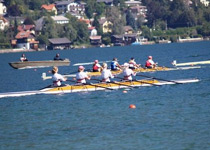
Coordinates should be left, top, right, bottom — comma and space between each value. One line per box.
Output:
42, 66, 201, 80
0, 78, 199, 98
173, 60, 210, 66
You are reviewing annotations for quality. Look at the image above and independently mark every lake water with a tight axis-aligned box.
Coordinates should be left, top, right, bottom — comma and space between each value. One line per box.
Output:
0, 41, 210, 150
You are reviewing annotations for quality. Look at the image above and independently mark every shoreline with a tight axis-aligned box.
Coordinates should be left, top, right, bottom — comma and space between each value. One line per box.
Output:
0, 39, 209, 54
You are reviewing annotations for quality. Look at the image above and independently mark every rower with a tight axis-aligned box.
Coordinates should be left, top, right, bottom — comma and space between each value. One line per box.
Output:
20, 54, 28, 62
54, 53, 64, 61
76, 66, 90, 84
111, 57, 121, 71
123, 63, 136, 81
129, 57, 140, 69
52, 66, 67, 87
145, 56, 157, 68
101, 63, 114, 82
92, 60, 102, 72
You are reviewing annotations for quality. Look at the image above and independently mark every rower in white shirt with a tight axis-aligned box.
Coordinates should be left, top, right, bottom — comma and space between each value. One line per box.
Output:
101, 63, 114, 82
123, 63, 136, 81
76, 66, 90, 84
52, 66, 67, 86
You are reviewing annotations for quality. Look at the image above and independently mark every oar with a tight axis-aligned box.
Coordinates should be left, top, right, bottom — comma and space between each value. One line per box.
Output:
136, 74, 182, 84
66, 79, 114, 90
115, 76, 161, 86
90, 78, 137, 88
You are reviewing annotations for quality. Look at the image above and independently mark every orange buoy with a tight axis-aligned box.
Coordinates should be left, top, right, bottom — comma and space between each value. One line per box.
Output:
129, 104, 136, 109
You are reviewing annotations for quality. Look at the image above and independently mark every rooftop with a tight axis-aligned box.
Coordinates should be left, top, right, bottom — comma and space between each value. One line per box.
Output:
49, 38, 71, 44
41, 4, 56, 10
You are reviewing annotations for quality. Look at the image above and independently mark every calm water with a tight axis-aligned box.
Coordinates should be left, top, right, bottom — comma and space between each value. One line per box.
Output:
0, 42, 210, 150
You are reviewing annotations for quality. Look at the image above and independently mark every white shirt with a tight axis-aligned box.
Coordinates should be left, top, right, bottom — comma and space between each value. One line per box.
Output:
20, 57, 27, 62
123, 68, 135, 80
101, 68, 114, 82
148, 59, 155, 65
129, 60, 137, 68
76, 72, 88, 83
52, 73, 66, 86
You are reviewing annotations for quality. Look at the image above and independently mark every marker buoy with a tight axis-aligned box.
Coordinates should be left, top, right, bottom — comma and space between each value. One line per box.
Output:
129, 104, 136, 109
123, 90, 127, 93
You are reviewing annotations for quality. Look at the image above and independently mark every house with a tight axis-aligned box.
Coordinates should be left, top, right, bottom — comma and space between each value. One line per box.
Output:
125, 0, 141, 7
48, 37, 71, 50
35, 16, 45, 35
111, 35, 124, 46
51, 16, 69, 24
89, 36, 102, 45
55, 0, 74, 14
97, 0, 113, 5
14, 31, 39, 50
17, 24, 35, 34
123, 33, 137, 45
68, 2, 85, 15
89, 27, 97, 36
129, 5, 147, 22
98, 18, 113, 33
41, 4, 58, 15
123, 26, 134, 34
200, 0, 209, 6
0, 0, 6, 16
0, 16, 9, 30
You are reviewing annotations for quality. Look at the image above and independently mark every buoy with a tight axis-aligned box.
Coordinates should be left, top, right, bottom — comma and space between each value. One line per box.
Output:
129, 104, 136, 109
123, 90, 127, 93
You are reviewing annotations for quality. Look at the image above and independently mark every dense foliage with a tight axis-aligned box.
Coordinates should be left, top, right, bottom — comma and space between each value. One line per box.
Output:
0, 0, 210, 49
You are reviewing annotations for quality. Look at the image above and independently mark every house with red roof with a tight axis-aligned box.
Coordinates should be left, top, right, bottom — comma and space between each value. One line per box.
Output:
12, 31, 39, 50
17, 24, 35, 34
41, 4, 57, 15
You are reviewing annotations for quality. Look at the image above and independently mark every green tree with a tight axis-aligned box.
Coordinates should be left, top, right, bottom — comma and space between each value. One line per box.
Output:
106, 6, 125, 34
24, 17, 35, 25
126, 10, 136, 30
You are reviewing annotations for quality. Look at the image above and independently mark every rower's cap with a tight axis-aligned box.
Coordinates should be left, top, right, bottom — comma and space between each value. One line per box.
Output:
113, 57, 118, 61
94, 60, 98, 63
148, 56, 152, 59
78, 65, 85, 70
131, 57, 134, 60
124, 63, 129, 67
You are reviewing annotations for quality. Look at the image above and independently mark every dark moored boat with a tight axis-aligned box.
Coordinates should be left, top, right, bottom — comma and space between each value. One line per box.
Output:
9, 59, 70, 69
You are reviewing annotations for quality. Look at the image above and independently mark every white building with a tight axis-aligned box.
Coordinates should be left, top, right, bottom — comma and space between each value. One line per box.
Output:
51, 16, 69, 24
0, 0, 7, 15
200, 0, 209, 6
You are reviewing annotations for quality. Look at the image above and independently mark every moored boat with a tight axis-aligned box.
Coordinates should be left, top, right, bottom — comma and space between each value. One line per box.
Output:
0, 78, 199, 98
9, 59, 70, 69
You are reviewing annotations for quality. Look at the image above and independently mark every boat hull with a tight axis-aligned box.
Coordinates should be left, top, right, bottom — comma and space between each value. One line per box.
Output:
41, 78, 199, 94
9, 59, 70, 69
0, 78, 199, 98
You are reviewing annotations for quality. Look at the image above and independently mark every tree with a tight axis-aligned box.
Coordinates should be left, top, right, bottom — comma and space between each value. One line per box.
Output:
106, 6, 125, 34
24, 17, 35, 25
7, 5, 22, 16
126, 10, 136, 30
